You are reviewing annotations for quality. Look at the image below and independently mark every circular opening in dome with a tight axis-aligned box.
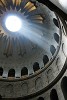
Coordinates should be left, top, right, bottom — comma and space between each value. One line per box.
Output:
5, 15, 22, 32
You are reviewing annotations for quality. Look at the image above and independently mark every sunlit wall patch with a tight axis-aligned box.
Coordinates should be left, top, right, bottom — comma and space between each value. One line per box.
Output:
59, 0, 67, 9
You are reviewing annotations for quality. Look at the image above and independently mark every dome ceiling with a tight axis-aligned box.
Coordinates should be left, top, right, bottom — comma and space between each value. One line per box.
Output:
0, 0, 60, 80
0, 0, 44, 57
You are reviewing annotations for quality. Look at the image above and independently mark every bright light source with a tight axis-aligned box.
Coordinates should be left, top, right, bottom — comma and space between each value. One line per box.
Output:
59, 0, 67, 8
5, 15, 22, 32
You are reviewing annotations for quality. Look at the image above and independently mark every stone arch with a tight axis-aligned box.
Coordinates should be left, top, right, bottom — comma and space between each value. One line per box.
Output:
61, 76, 67, 100
47, 69, 53, 82
43, 55, 49, 66
21, 67, 28, 76
62, 43, 67, 57
37, 97, 44, 100
0, 95, 2, 99
33, 62, 40, 72
35, 77, 42, 90
0, 67, 3, 76
54, 33, 59, 43
5, 84, 13, 97
50, 89, 59, 100
50, 45, 56, 55
56, 57, 61, 71
8, 69, 15, 77
53, 18, 59, 28
21, 83, 28, 96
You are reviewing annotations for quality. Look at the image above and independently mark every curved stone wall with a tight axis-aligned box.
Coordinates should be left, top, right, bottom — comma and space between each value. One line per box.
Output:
0, 0, 67, 99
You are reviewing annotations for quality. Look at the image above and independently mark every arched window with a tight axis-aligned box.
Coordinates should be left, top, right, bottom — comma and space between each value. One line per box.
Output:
50, 89, 59, 100
50, 45, 56, 55
37, 97, 44, 100
54, 33, 59, 43
8, 69, 15, 77
61, 76, 67, 100
21, 67, 28, 76
43, 55, 49, 66
53, 18, 59, 28
33, 62, 40, 72
0, 67, 3, 76
0, 95, 2, 99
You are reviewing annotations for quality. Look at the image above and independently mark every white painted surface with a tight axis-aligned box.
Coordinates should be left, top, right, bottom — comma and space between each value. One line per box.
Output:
50, 0, 67, 14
